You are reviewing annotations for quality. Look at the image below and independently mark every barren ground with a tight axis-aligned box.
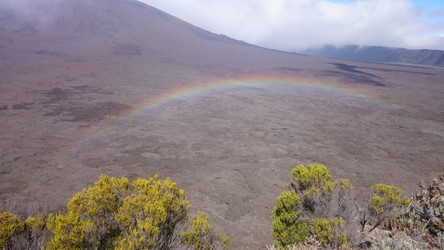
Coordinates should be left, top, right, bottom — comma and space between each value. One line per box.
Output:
1, 0, 444, 248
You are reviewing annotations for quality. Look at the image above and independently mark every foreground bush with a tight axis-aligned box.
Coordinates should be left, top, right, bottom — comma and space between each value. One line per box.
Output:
364, 183, 410, 233
1, 174, 229, 249
272, 164, 357, 249
0, 212, 24, 249
0, 211, 46, 250
388, 172, 444, 248
180, 212, 231, 250
46, 174, 230, 249
271, 163, 423, 249
2, 167, 443, 249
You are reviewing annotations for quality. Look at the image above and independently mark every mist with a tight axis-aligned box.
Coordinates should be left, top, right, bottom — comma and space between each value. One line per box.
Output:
2, 0, 443, 51
139, 0, 444, 51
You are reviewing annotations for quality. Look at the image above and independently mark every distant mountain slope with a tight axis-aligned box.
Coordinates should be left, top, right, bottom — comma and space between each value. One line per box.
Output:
1, 0, 444, 249
303, 45, 444, 67
0, 0, 253, 55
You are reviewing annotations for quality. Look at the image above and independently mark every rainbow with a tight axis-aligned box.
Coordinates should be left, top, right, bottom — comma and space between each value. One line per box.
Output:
56, 74, 381, 167
129, 75, 370, 116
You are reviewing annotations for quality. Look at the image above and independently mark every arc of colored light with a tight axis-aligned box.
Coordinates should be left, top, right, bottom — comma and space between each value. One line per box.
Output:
56, 75, 376, 168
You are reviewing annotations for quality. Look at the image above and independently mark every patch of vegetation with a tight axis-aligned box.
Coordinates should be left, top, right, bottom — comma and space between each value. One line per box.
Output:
1, 174, 229, 249
387, 172, 444, 249
271, 164, 443, 249
1, 165, 443, 249
272, 164, 357, 249
364, 183, 410, 233
0, 212, 24, 249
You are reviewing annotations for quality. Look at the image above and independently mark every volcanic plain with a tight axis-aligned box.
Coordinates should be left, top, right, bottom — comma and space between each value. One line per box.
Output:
1, 0, 443, 248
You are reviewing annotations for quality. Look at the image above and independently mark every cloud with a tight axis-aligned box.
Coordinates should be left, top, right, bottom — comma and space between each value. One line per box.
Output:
139, 0, 444, 51
0, 0, 62, 29
429, 8, 444, 19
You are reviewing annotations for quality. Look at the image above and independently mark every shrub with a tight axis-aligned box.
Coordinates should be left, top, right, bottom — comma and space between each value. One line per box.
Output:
272, 190, 310, 248
0, 212, 24, 249
370, 184, 410, 215
46, 175, 129, 249
310, 217, 344, 244
23, 216, 46, 249
366, 183, 410, 233
289, 164, 356, 221
389, 172, 444, 247
370, 231, 429, 250
180, 212, 230, 250
115, 175, 190, 249
272, 164, 357, 249
45, 174, 229, 249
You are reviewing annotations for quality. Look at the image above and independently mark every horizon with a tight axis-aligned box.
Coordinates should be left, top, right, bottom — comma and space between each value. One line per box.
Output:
139, 0, 444, 52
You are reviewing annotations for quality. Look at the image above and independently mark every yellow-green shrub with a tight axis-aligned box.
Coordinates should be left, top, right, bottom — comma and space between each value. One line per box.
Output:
46, 175, 129, 249
310, 217, 344, 244
371, 184, 410, 214
0, 212, 24, 248
45, 174, 229, 249
365, 183, 410, 233
272, 190, 310, 248
272, 164, 356, 249
115, 175, 190, 249
180, 212, 231, 250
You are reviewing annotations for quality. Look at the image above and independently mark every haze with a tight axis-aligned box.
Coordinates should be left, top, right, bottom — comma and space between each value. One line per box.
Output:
140, 0, 444, 51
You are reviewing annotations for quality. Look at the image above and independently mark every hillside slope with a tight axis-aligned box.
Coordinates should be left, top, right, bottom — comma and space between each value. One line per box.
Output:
1, 0, 444, 248
304, 45, 444, 67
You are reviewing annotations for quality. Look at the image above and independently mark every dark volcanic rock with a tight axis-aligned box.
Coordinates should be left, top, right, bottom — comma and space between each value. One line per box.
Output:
0, 0, 443, 248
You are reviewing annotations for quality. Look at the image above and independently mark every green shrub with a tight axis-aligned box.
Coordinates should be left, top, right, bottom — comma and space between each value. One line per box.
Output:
310, 217, 344, 244
180, 212, 230, 250
45, 174, 229, 249
365, 183, 410, 233
272, 190, 310, 248
272, 164, 357, 249
115, 175, 190, 249
0, 212, 24, 249
46, 175, 129, 249
371, 184, 410, 215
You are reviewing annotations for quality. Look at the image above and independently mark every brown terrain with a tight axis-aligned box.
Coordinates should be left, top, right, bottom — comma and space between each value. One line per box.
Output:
0, 0, 443, 248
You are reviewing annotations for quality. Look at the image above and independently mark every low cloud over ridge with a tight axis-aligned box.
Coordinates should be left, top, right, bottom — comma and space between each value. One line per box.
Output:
140, 0, 444, 51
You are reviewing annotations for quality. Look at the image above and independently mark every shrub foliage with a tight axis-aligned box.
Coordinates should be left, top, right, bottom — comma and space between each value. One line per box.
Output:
2, 166, 443, 249
271, 163, 431, 249
272, 164, 356, 249
0, 212, 24, 249
1, 174, 229, 249
366, 183, 410, 232
180, 211, 231, 250
46, 174, 229, 249
389, 172, 444, 248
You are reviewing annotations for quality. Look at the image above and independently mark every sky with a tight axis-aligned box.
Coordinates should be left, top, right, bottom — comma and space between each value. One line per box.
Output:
139, 0, 444, 52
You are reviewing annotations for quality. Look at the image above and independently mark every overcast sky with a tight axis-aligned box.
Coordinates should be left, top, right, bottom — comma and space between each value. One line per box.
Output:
139, 0, 444, 52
